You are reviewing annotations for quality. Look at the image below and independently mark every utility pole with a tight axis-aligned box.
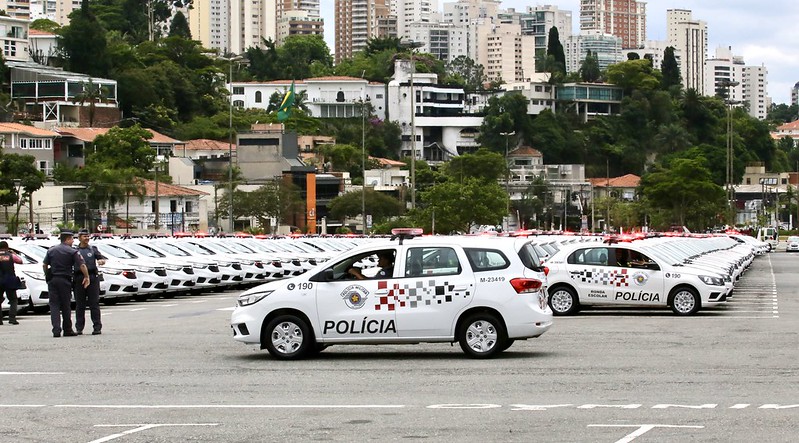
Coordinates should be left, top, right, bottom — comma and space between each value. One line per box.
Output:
499, 131, 515, 230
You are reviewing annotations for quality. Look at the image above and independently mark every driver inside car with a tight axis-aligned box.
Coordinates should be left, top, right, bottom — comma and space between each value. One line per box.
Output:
348, 250, 395, 280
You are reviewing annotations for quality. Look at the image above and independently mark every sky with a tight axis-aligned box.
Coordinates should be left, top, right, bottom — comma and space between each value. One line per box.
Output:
321, 0, 799, 104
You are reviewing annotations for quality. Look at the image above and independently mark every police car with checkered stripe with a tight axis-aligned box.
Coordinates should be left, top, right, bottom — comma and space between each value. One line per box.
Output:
543, 238, 731, 316
231, 229, 552, 359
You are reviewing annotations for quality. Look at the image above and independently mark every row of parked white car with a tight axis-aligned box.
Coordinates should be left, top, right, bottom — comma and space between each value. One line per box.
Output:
2, 235, 374, 314
228, 229, 771, 359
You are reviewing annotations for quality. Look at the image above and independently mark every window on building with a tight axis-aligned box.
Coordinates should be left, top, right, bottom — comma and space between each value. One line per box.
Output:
232, 87, 244, 95
255, 91, 262, 103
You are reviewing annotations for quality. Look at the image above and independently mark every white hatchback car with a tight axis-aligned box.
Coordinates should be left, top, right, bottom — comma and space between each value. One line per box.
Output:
231, 230, 552, 359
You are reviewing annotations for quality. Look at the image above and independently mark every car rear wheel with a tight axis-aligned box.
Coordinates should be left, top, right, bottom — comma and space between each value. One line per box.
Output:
264, 315, 312, 360
548, 286, 579, 315
458, 313, 506, 359
670, 287, 700, 315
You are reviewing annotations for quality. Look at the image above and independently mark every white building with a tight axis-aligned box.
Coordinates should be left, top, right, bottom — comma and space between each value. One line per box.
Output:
28, 29, 59, 65
623, 40, 680, 71
744, 64, 770, 120
565, 31, 623, 74
407, 21, 468, 63
188, 0, 233, 53
442, 0, 500, 61
229, 77, 387, 121
0, 16, 29, 62
29, 0, 56, 20
276, 9, 324, 45
667, 8, 707, 94
387, 59, 482, 162
394, 0, 439, 38
475, 22, 536, 84
0, 0, 31, 19
519, 5, 572, 63
503, 80, 556, 115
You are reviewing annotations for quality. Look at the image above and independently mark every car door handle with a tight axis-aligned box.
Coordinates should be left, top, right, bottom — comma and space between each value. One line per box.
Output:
454, 286, 468, 291
375, 290, 390, 295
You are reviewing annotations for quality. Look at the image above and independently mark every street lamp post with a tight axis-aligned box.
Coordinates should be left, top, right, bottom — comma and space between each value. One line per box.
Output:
222, 54, 245, 234
361, 97, 367, 234
499, 131, 515, 230
400, 40, 423, 210
720, 79, 740, 223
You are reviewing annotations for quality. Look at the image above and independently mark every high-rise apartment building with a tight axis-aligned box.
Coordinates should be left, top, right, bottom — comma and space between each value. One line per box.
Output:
276, 9, 324, 45
0, 0, 31, 19
579, 0, 646, 49
395, 0, 439, 38
475, 22, 535, 83
705, 46, 770, 120
519, 5, 572, 64
442, 0, 500, 61
667, 8, 707, 94
277, 0, 320, 19
335, 0, 394, 63
791, 82, 799, 107
407, 22, 468, 62
565, 31, 622, 74
189, 0, 232, 52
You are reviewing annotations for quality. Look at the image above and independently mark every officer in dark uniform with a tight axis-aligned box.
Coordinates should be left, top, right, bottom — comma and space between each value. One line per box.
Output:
74, 229, 106, 335
0, 240, 23, 325
43, 230, 90, 338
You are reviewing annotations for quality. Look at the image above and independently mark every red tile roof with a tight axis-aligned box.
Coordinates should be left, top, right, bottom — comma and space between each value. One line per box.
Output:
29, 29, 56, 36
0, 123, 58, 137
182, 139, 234, 151
775, 120, 799, 131
136, 179, 208, 197
370, 156, 405, 167
508, 146, 543, 157
588, 174, 640, 188
305, 76, 366, 82
54, 127, 182, 144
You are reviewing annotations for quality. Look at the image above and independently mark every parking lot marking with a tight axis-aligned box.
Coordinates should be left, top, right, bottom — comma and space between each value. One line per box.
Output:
88, 424, 219, 443
587, 424, 704, 443
0, 372, 64, 375
55, 404, 406, 409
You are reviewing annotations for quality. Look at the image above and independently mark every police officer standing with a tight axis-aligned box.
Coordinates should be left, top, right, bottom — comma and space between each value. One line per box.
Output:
0, 240, 23, 325
74, 229, 106, 335
43, 230, 90, 338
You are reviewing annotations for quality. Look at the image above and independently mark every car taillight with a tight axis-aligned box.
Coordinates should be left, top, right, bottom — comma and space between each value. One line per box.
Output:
543, 266, 549, 276
510, 278, 543, 294
123, 271, 136, 279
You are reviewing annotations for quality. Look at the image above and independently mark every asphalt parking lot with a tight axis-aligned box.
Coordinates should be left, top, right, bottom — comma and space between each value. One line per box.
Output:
2, 250, 799, 442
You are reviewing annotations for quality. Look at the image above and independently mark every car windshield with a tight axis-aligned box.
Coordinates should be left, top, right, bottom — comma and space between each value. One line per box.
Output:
154, 242, 192, 256
788, 236, 799, 242
117, 242, 165, 258
93, 244, 137, 259
172, 241, 213, 255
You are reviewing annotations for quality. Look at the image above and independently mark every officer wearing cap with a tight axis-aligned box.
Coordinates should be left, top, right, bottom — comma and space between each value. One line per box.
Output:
74, 228, 106, 335
43, 230, 90, 338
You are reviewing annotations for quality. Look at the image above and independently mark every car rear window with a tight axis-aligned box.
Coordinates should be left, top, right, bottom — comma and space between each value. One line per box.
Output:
464, 248, 510, 272
518, 242, 544, 271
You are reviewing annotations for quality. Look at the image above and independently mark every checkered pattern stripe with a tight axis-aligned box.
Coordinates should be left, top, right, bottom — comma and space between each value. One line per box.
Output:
374, 280, 472, 311
569, 267, 629, 287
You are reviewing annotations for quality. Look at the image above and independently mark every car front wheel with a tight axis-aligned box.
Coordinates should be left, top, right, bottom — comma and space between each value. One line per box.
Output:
264, 315, 312, 360
548, 286, 579, 315
458, 313, 506, 359
670, 287, 700, 315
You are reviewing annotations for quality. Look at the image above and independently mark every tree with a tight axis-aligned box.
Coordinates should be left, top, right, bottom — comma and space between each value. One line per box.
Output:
71, 78, 108, 127
30, 18, 61, 33
231, 180, 302, 231
0, 153, 46, 233
90, 125, 158, 174
661, 46, 681, 90
277, 35, 334, 81
605, 59, 662, 95
518, 176, 553, 229
59, 0, 109, 77
579, 50, 601, 82
416, 177, 507, 234
640, 157, 725, 229
545, 26, 566, 77
443, 148, 506, 182
168, 10, 191, 39
328, 189, 403, 223
444, 56, 487, 92
477, 93, 532, 152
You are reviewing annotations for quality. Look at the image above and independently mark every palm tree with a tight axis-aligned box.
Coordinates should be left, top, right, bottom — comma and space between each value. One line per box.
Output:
72, 78, 107, 126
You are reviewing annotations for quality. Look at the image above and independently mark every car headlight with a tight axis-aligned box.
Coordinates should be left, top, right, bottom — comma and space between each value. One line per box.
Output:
192, 264, 208, 269
135, 266, 155, 273
238, 290, 273, 306
23, 270, 46, 280
164, 265, 183, 271
102, 268, 124, 275
698, 275, 724, 286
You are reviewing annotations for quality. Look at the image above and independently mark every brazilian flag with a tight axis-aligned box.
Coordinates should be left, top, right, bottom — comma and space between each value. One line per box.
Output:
277, 81, 295, 122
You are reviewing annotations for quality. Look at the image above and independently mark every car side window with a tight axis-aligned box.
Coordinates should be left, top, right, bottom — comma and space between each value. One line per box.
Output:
406, 247, 461, 277
568, 247, 610, 266
465, 248, 510, 272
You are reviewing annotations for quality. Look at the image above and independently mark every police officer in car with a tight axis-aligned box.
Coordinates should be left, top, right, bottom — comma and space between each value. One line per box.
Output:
43, 230, 90, 338
74, 229, 106, 335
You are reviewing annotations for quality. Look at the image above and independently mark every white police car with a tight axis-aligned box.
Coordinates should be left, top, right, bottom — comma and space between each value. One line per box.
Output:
544, 240, 729, 316
231, 229, 552, 359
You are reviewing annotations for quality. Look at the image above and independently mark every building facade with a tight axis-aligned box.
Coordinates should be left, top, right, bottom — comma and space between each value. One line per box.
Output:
475, 22, 536, 83
519, 5, 572, 64
667, 8, 707, 94
334, 0, 393, 63
407, 21, 468, 62
564, 31, 623, 74
579, 0, 646, 49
